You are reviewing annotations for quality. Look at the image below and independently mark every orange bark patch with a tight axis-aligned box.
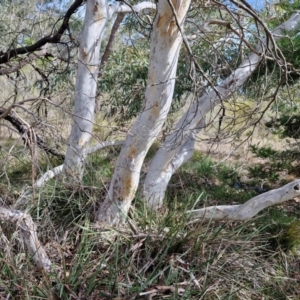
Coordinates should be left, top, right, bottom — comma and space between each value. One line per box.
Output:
166, 18, 177, 36
89, 65, 95, 73
128, 147, 137, 157
78, 138, 85, 147
80, 47, 89, 59
148, 72, 155, 86
121, 175, 136, 201
156, 13, 177, 37
151, 101, 160, 120
156, 15, 164, 29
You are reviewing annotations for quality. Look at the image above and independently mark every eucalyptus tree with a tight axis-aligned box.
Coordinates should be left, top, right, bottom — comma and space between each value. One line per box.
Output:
1, 0, 300, 271
93, 3, 300, 224
63, 0, 300, 225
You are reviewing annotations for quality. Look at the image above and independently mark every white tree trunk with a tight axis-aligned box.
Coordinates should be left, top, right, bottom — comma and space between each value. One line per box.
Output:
64, 1, 156, 178
64, 0, 108, 177
97, 0, 191, 225
143, 12, 300, 209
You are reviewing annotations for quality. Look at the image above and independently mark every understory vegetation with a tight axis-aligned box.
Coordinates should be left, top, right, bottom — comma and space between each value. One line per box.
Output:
1, 0, 300, 298
0, 129, 300, 299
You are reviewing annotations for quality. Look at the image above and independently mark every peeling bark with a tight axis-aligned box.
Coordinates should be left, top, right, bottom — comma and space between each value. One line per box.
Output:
143, 12, 300, 209
187, 180, 300, 221
97, 0, 191, 225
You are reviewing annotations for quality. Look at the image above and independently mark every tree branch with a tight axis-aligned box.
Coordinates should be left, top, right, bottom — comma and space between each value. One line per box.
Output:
86, 140, 124, 154
0, 0, 84, 65
15, 140, 124, 196
188, 180, 300, 221
0, 206, 51, 271
108, 1, 156, 17
0, 107, 65, 160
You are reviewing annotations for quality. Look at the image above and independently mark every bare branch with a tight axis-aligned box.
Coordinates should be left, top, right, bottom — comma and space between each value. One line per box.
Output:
0, 0, 84, 65
188, 180, 300, 221
34, 165, 64, 189
17, 141, 124, 192
0, 107, 65, 160
99, 13, 125, 77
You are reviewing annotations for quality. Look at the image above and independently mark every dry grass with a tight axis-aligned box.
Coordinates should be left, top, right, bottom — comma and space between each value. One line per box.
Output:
0, 89, 300, 299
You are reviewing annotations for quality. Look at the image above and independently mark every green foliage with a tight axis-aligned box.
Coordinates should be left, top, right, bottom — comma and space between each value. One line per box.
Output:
266, 100, 300, 139
99, 47, 149, 121
248, 144, 298, 183
168, 152, 256, 206
98, 46, 195, 122
245, 13, 300, 97
260, 208, 300, 252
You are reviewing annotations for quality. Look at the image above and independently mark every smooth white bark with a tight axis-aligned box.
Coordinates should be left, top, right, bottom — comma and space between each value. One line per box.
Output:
64, 0, 108, 177
64, 1, 156, 178
143, 12, 300, 208
188, 180, 300, 221
0, 207, 51, 272
108, 1, 156, 17
97, 0, 191, 225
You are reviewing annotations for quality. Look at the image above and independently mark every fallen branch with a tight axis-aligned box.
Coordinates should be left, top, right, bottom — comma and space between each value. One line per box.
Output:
187, 180, 300, 221
0, 206, 51, 272
35, 165, 64, 189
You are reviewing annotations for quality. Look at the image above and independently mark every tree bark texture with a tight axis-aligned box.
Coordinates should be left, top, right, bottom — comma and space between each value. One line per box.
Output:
64, 0, 108, 177
143, 12, 300, 209
97, 0, 191, 225
64, 0, 156, 177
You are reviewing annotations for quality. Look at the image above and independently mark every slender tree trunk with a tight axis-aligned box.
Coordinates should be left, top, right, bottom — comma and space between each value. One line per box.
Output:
99, 13, 125, 76
64, 0, 108, 177
97, 0, 191, 225
96, 12, 125, 112
143, 12, 300, 209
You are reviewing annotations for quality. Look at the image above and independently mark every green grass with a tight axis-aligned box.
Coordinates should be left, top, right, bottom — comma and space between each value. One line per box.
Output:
0, 146, 299, 299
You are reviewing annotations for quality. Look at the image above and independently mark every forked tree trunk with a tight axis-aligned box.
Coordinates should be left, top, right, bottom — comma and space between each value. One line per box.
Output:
64, 1, 155, 178
97, 0, 191, 225
64, 0, 108, 177
143, 12, 300, 209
